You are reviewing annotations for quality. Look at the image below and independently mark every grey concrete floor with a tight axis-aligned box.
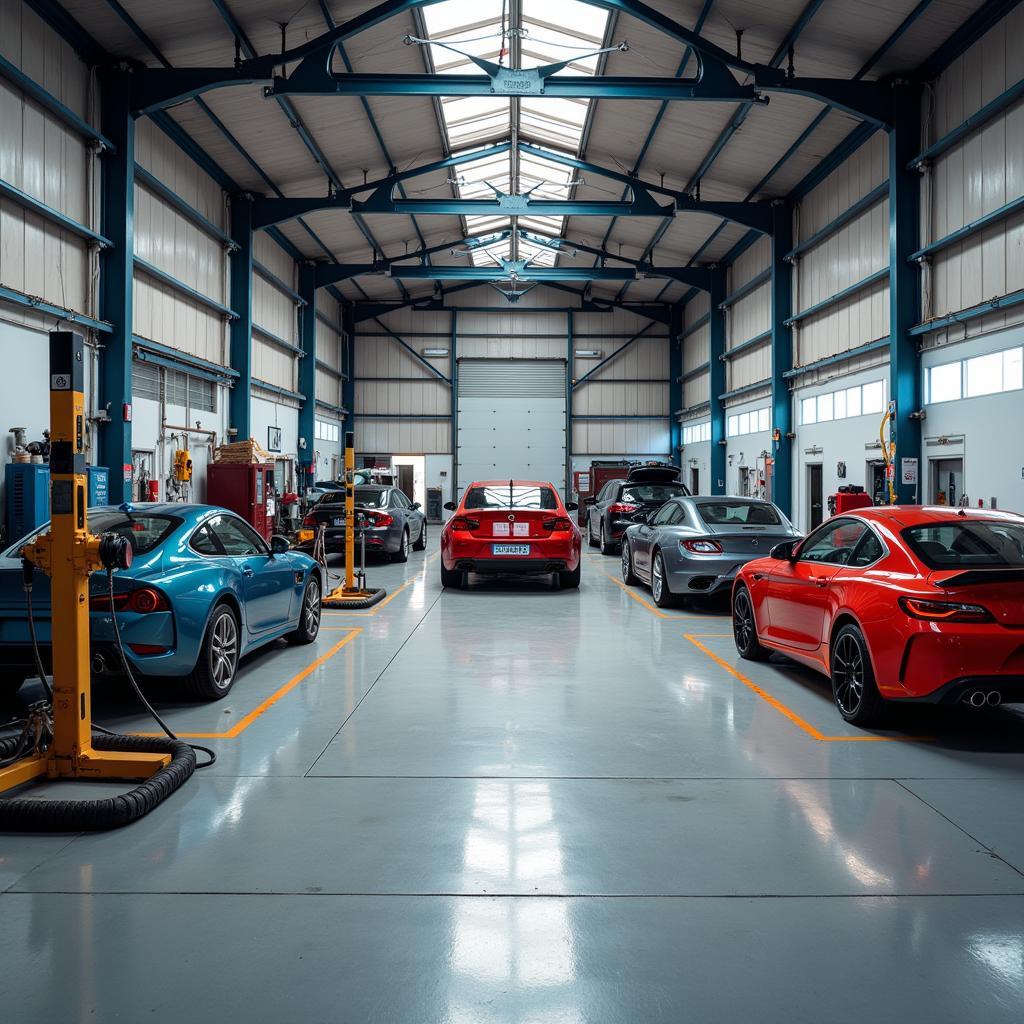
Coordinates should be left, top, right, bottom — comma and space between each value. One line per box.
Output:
3, 539, 1024, 1023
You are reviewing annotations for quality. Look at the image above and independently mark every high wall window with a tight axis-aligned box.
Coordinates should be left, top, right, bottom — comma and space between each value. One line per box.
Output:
683, 421, 711, 445
131, 360, 217, 413
315, 420, 340, 444
727, 407, 770, 438
801, 379, 885, 425
925, 345, 1024, 404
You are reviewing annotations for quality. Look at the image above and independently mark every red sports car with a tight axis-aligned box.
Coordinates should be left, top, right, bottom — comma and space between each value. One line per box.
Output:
440, 480, 582, 590
731, 506, 1024, 726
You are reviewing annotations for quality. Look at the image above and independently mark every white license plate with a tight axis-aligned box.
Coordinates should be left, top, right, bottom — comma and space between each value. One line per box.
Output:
333, 518, 344, 527
492, 544, 530, 556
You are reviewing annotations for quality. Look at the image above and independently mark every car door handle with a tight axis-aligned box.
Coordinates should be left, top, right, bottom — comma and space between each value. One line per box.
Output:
811, 576, 828, 588
242, 566, 254, 578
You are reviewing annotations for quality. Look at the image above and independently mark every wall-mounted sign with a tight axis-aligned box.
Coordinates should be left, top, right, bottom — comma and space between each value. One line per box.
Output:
267, 426, 282, 453
901, 457, 918, 486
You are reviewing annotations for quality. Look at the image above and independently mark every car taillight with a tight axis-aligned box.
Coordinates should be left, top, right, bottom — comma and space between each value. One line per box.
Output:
364, 512, 393, 528
302, 513, 318, 526
128, 644, 167, 656
449, 517, 480, 531
898, 597, 993, 623
542, 517, 573, 531
609, 503, 639, 515
682, 539, 724, 554
90, 587, 170, 614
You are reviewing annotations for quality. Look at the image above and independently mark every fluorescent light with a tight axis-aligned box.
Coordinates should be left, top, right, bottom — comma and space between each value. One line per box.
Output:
574, 349, 603, 358
422, 348, 450, 357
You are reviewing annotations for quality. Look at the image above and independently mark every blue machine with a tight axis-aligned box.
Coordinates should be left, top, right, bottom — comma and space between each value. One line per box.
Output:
5, 464, 49, 542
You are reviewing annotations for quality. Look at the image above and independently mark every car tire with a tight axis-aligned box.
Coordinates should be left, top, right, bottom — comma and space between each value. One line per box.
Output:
558, 562, 581, 589
440, 564, 463, 589
587, 517, 599, 548
412, 521, 427, 551
392, 528, 410, 563
621, 540, 639, 585
732, 586, 769, 661
650, 550, 678, 607
286, 576, 322, 646
0, 673, 27, 698
599, 522, 616, 556
186, 603, 240, 701
831, 623, 886, 727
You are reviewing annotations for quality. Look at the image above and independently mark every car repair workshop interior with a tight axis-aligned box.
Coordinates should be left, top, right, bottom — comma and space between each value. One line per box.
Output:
3, 0, 1024, 1019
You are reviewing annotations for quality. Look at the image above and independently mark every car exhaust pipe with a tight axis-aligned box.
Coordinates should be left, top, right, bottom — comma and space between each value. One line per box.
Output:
91, 653, 107, 675
964, 690, 987, 707
987, 691, 1002, 707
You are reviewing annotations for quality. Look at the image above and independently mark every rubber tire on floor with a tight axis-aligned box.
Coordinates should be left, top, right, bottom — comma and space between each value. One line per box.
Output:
587, 517, 599, 548
732, 586, 770, 661
0, 732, 196, 831
440, 564, 463, 588
286, 576, 322, 646
831, 623, 887, 728
558, 562, 581, 589
186, 603, 240, 701
651, 550, 678, 608
600, 522, 616, 556
413, 521, 427, 551
392, 528, 410, 563
621, 540, 639, 585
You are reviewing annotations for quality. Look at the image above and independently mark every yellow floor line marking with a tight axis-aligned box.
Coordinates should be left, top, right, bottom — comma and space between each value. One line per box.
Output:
138, 628, 362, 740
684, 633, 928, 744
322, 551, 440, 617
603, 571, 711, 621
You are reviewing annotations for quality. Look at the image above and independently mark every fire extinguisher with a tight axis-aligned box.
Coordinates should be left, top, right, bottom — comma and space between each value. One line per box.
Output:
147, 479, 160, 501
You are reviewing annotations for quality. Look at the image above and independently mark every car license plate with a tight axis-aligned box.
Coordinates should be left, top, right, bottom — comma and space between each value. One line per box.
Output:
492, 544, 529, 556
333, 517, 344, 527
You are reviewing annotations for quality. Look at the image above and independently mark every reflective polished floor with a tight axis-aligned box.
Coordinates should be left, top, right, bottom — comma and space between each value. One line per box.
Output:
3, 540, 1024, 1022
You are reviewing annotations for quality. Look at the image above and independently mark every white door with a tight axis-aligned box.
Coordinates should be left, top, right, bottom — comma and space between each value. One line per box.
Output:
457, 359, 567, 494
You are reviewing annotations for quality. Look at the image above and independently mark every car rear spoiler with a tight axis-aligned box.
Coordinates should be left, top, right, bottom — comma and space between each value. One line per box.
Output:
935, 568, 1024, 587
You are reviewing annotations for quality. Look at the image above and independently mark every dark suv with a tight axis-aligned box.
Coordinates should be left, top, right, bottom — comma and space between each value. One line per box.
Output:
584, 464, 690, 555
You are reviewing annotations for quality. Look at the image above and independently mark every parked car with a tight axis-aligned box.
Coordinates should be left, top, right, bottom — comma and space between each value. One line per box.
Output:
731, 506, 1024, 726
298, 485, 426, 561
585, 463, 690, 554
622, 496, 800, 607
0, 504, 323, 701
440, 480, 582, 589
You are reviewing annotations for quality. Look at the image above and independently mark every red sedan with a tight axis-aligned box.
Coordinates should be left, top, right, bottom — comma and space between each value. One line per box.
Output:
440, 480, 582, 590
731, 506, 1024, 726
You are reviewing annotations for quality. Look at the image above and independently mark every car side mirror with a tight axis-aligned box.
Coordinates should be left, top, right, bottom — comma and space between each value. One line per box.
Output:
770, 540, 798, 561
409, 502, 422, 510
269, 534, 290, 556
565, 501, 578, 511
583, 496, 596, 505
443, 501, 457, 512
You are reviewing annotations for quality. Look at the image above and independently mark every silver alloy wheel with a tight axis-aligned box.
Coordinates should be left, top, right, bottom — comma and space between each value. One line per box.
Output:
210, 612, 238, 691
832, 633, 865, 715
402, 530, 410, 557
734, 591, 755, 650
621, 542, 631, 581
304, 578, 321, 636
652, 553, 664, 601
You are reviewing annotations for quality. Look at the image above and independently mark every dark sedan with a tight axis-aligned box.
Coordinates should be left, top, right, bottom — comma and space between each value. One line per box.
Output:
585, 464, 690, 555
299, 485, 427, 562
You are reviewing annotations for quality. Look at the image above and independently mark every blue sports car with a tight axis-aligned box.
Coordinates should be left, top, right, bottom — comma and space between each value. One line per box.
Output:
0, 503, 324, 701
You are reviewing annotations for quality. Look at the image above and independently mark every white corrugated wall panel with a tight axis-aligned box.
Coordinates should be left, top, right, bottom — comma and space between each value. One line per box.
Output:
682, 293, 710, 410
132, 276, 225, 364
573, 420, 670, 458
356, 419, 450, 455
0, 1, 93, 322
794, 130, 889, 366
252, 236, 297, 347
924, 7, 1024, 341
726, 237, 771, 391
252, 336, 295, 393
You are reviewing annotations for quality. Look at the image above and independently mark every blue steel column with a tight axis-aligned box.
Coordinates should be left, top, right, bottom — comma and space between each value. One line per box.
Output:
889, 82, 923, 504
566, 311, 574, 496
98, 66, 135, 502
450, 310, 458, 500
669, 303, 683, 469
770, 201, 794, 516
228, 194, 253, 439
708, 269, 727, 494
342, 301, 355, 427
298, 264, 317, 481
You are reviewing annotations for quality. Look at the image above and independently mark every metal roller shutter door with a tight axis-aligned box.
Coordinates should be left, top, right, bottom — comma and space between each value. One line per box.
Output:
457, 359, 566, 494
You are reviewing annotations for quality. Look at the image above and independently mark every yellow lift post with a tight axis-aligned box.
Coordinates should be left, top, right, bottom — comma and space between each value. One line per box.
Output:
322, 431, 386, 609
0, 332, 195, 830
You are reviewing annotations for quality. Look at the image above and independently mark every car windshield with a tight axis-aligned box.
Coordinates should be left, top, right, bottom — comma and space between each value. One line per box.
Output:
464, 486, 559, 510
621, 484, 686, 503
903, 521, 1024, 568
355, 489, 387, 508
5, 512, 181, 557
697, 501, 782, 526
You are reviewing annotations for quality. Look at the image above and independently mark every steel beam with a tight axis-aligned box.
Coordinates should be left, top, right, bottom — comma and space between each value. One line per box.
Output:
669, 304, 683, 469
298, 264, 318, 478
0, 175, 111, 248
708, 269, 727, 494
97, 66, 134, 503
566, 311, 574, 492
572, 322, 659, 389
770, 202, 794, 516
342, 303, 355, 426
228, 195, 254, 440
889, 84, 923, 504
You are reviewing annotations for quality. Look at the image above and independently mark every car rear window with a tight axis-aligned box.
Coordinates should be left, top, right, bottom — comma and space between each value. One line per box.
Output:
464, 486, 559, 510
355, 489, 387, 508
7, 512, 181, 556
696, 501, 782, 526
620, 484, 686, 503
903, 521, 1024, 568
